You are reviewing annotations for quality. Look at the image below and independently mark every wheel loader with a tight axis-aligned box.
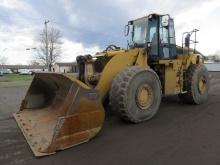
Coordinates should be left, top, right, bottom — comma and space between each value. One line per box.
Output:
14, 13, 209, 156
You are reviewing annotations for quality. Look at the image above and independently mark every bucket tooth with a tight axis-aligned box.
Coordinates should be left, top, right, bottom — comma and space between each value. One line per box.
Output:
14, 73, 105, 156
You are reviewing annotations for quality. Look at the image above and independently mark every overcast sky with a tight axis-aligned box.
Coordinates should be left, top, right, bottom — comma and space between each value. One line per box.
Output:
0, 0, 219, 64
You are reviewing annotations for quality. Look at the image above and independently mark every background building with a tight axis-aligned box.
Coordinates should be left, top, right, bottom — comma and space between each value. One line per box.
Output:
1, 65, 46, 73
52, 62, 78, 73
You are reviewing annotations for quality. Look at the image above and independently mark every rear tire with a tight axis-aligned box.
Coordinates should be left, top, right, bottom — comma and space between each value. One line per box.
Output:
109, 66, 162, 123
178, 64, 209, 104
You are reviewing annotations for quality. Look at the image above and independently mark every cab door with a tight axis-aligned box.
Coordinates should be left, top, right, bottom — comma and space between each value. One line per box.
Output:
159, 17, 176, 59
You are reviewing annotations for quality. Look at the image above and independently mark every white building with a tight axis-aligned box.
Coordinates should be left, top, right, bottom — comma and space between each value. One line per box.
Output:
52, 62, 78, 73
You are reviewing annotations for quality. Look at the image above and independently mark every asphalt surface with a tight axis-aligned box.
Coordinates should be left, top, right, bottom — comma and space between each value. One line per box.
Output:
1, 72, 220, 165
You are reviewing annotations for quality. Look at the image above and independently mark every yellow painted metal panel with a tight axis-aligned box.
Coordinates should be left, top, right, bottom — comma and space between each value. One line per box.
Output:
96, 49, 141, 99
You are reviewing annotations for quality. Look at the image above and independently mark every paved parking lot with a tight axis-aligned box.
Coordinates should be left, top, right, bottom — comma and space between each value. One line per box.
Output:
1, 72, 220, 165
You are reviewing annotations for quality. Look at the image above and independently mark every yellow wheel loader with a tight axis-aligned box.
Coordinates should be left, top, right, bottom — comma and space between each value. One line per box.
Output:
14, 13, 209, 156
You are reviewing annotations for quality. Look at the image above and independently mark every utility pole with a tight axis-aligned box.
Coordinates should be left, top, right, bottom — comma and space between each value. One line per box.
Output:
44, 20, 50, 71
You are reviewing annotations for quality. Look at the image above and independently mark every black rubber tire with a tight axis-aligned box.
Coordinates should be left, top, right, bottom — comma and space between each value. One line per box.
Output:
178, 64, 209, 104
109, 66, 162, 123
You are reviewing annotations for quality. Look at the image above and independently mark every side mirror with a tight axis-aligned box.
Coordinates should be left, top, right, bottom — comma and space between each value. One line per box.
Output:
161, 15, 169, 27
124, 24, 130, 36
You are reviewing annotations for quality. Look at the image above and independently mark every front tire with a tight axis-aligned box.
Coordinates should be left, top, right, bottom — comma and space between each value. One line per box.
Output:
109, 66, 162, 123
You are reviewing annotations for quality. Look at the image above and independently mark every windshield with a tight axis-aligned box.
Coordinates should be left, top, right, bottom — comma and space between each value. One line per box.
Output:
132, 18, 148, 45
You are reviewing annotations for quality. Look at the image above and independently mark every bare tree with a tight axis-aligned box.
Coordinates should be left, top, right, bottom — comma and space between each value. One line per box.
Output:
0, 48, 7, 67
0, 56, 7, 71
29, 60, 40, 66
36, 27, 62, 71
0, 56, 7, 65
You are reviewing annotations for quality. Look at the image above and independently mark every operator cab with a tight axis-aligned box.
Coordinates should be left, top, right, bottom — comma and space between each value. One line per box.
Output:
126, 14, 177, 61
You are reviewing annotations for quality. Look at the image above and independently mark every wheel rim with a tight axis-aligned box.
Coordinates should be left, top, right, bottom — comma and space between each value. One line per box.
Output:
198, 76, 207, 94
136, 84, 153, 110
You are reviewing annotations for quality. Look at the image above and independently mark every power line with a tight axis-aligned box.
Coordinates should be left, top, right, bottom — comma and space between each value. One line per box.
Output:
0, 13, 68, 28
0, 13, 43, 21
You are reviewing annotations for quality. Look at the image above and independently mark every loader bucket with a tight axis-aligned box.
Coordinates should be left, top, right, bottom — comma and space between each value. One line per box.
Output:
13, 73, 105, 157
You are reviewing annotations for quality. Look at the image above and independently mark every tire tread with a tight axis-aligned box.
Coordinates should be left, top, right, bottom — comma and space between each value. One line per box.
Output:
110, 66, 159, 123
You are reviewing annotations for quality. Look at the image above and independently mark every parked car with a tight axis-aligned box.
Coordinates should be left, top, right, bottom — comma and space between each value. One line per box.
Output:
1, 69, 12, 74
18, 69, 32, 75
